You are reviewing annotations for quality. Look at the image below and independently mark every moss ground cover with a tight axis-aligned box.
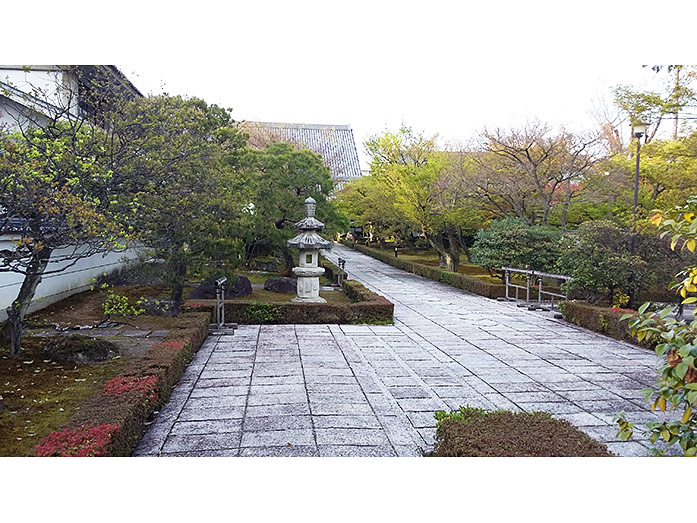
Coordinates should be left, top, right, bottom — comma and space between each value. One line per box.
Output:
0, 337, 129, 456
433, 407, 612, 457
1, 281, 213, 456
25, 286, 188, 330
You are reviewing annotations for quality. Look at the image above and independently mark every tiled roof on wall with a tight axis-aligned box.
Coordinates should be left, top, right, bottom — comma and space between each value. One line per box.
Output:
241, 121, 363, 182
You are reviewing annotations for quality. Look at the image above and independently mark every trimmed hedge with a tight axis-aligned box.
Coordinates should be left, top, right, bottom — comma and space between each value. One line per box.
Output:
184, 279, 393, 324
33, 310, 212, 457
561, 301, 652, 349
342, 241, 506, 299
433, 407, 611, 457
320, 257, 340, 283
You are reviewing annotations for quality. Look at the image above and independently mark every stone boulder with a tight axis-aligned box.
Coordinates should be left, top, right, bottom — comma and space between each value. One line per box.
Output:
187, 275, 252, 299
228, 275, 252, 297
187, 280, 217, 299
263, 277, 297, 294
43, 335, 120, 365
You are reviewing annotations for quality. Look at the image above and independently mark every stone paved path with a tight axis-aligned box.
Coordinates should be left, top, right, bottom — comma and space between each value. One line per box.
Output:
135, 243, 676, 457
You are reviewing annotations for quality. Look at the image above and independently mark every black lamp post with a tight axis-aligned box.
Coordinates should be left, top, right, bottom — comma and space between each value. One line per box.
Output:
628, 122, 648, 310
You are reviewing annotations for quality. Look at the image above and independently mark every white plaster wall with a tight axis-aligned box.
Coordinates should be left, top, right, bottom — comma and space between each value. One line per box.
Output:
0, 67, 78, 131
0, 237, 142, 321
0, 95, 49, 132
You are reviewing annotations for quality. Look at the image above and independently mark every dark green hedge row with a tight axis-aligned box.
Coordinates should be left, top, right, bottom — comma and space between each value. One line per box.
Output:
320, 257, 340, 283
35, 310, 212, 456
184, 280, 393, 324
561, 301, 651, 349
341, 241, 506, 299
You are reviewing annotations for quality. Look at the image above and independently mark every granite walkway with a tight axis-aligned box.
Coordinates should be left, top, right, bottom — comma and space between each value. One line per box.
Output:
135, 243, 674, 457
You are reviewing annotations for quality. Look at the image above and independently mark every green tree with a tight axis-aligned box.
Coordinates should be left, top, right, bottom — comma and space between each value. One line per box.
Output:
334, 175, 404, 245
365, 127, 479, 271
614, 65, 696, 142
238, 141, 342, 272
0, 124, 130, 355
470, 218, 561, 281
116, 95, 248, 307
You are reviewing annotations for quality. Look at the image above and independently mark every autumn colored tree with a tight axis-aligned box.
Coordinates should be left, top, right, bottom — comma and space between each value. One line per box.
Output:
0, 124, 130, 355
616, 196, 697, 456
364, 127, 480, 271
462, 122, 604, 227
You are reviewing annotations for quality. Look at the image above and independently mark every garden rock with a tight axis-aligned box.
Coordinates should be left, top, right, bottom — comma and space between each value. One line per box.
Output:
43, 335, 120, 365
229, 275, 252, 297
188, 280, 217, 299
139, 297, 178, 317
188, 276, 252, 299
263, 277, 296, 294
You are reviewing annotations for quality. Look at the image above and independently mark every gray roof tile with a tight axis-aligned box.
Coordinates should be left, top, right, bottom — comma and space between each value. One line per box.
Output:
242, 121, 363, 182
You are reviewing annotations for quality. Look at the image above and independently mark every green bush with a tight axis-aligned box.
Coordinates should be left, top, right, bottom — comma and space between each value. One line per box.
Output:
560, 300, 653, 348
556, 221, 665, 304
246, 302, 278, 323
470, 218, 562, 277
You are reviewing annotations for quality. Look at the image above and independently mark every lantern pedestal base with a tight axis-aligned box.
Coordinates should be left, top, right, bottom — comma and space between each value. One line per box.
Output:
291, 269, 325, 303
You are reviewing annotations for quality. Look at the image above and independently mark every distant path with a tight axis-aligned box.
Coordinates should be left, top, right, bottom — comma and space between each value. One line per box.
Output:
135, 243, 674, 457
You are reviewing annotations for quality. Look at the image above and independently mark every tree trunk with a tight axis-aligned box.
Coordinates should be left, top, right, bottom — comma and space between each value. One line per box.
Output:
462, 244, 472, 263
560, 179, 572, 233
427, 232, 458, 272
281, 245, 294, 276
170, 251, 187, 313
445, 227, 460, 272
6, 247, 52, 356
442, 251, 458, 272
673, 67, 680, 141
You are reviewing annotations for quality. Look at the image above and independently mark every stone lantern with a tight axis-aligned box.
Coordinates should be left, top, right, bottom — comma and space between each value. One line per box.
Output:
287, 197, 331, 303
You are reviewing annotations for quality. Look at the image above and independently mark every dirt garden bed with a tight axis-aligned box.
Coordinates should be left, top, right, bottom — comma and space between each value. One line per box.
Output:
432, 407, 612, 457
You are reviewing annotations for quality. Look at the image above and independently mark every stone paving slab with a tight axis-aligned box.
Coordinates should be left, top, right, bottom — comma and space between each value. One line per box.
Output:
135, 244, 670, 457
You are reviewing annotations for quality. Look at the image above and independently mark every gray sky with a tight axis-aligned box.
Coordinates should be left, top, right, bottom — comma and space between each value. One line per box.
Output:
9, 1, 697, 169
117, 60, 658, 169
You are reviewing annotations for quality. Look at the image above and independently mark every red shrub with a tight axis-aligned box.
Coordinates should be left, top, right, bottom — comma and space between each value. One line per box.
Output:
186, 302, 207, 308
34, 424, 121, 457
103, 375, 159, 403
154, 339, 187, 351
